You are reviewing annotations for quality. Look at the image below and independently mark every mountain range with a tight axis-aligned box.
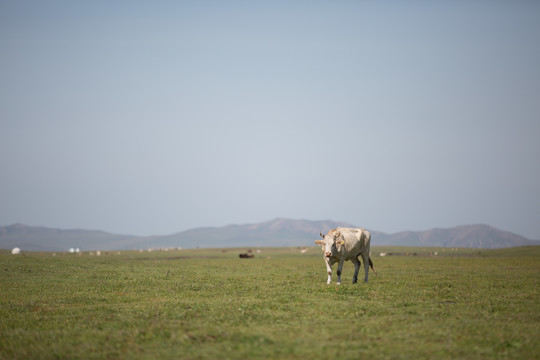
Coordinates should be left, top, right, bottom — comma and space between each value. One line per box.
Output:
1, 218, 538, 252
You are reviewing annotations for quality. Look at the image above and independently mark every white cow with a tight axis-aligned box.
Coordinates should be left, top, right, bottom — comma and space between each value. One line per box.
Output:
315, 227, 376, 285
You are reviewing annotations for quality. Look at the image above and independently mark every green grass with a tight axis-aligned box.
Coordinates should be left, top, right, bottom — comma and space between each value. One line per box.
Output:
1, 246, 539, 359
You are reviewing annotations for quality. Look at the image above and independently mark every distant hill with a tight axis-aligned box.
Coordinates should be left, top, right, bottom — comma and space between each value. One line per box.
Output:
0, 219, 538, 252
154, 218, 357, 249
0, 223, 153, 252
372, 224, 538, 248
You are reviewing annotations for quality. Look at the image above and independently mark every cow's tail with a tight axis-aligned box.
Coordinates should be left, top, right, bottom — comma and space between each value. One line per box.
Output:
369, 257, 377, 275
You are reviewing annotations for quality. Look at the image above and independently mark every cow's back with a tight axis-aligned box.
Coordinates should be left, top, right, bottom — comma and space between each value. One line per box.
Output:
337, 227, 370, 260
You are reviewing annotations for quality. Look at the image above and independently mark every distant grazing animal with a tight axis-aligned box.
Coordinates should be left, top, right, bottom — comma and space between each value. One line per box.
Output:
239, 253, 254, 259
315, 227, 376, 285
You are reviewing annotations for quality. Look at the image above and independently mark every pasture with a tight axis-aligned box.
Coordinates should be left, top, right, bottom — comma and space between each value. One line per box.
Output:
1, 246, 539, 359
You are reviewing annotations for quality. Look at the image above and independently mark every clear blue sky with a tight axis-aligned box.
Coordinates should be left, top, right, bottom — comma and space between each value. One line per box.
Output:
1, 1, 539, 239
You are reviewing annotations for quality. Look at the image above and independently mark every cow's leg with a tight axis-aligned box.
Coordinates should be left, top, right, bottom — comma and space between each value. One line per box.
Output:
324, 257, 333, 284
351, 257, 361, 284
361, 252, 370, 283
336, 259, 345, 285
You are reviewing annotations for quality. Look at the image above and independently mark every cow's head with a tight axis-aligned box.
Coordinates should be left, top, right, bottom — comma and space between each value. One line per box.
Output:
315, 231, 344, 258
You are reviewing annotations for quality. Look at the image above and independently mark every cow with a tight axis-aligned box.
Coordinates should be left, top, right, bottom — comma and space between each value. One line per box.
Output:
315, 227, 376, 285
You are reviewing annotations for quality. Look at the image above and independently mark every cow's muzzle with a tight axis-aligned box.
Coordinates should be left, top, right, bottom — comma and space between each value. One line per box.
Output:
325, 252, 332, 257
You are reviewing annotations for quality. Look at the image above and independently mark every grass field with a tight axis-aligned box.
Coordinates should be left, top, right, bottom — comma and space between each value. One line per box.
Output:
1, 246, 539, 359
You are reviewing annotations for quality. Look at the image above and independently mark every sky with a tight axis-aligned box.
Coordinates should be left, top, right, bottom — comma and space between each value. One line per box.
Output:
1, 1, 539, 240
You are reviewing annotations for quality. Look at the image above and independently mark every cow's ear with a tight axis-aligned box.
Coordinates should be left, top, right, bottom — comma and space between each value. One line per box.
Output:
315, 240, 324, 245
333, 231, 341, 238
337, 240, 345, 245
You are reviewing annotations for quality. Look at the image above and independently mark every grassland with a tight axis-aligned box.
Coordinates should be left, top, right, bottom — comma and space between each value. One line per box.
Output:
1, 246, 539, 359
